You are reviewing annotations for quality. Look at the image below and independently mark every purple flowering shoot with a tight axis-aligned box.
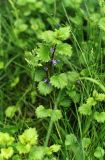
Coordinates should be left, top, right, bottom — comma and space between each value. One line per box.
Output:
50, 47, 55, 54
52, 59, 60, 65
44, 78, 48, 83
52, 59, 57, 65
44, 66, 48, 71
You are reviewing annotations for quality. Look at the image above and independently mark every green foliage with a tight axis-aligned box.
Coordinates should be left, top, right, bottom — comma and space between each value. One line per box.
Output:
94, 112, 105, 123
50, 73, 68, 89
94, 147, 104, 159
56, 43, 72, 57
18, 128, 38, 146
37, 45, 50, 62
79, 103, 92, 116
1, 147, 14, 159
38, 81, 52, 95
65, 134, 77, 146
5, 106, 18, 119
36, 105, 52, 118
1, 0, 105, 159
36, 105, 62, 122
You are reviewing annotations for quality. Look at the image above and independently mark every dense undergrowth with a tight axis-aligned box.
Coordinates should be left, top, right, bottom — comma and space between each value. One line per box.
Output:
1, 0, 105, 159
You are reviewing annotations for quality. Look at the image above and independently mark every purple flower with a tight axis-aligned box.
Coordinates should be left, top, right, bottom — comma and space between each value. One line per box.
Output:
50, 47, 55, 54
44, 66, 48, 71
44, 78, 48, 83
52, 59, 57, 65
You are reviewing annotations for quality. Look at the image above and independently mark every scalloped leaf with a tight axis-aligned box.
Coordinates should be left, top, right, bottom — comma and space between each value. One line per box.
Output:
51, 109, 62, 122
39, 30, 56, 43
78, 104, 92, 116
37, 45, 50, 62
94, 112, 105, 123
67, 71, 79, 82
50, 73, 68, 89
94, 147, 104, 158
55, 26, 71, 41
82, 138, 91, 148
56, 43, 72, 57
5, 106, 18, 119
38, 81, 52, 95
36, 105, 52, 118
65, 134, 77, 146
34, 68, 45, 82
25, 51, 37, 67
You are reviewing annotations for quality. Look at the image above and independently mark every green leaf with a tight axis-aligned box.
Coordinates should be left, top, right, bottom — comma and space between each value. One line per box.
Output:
55, 26, 71, 41
51, 109, 62, 122
56, 43, 72, 57
93, 90, 105, 101
82, 138, 91, 148
39, 31, 56, 43
67, 71, 79, 82
12, 155, 22, 160
98, 17, 105, 31
86, 97, 97, 106
94, 112, 105, 123
65, 134, 77, 146
19, 128, 38, 145
34, 68, 45, 82
16, 142, 31, 154
1, 147, 14, 159
36, 106, 62, 121
49, 145, 61, 153
29, 146, 45, 160
0, 61, 4, 69
37, 45, 50, 62
67, 90, 80, 103
36, 105, 52, 118
0, 132, 14, 146
50, 73, 68, 89
38, 81, 52, 95
78, 104, 92, 116
94, 147, 104, 158
10, 76, 19, 88
25, 51, 37, 67
5, 106, 18, 119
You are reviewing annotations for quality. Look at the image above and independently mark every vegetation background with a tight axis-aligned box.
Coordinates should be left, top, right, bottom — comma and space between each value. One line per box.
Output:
0, 0, 105, 159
